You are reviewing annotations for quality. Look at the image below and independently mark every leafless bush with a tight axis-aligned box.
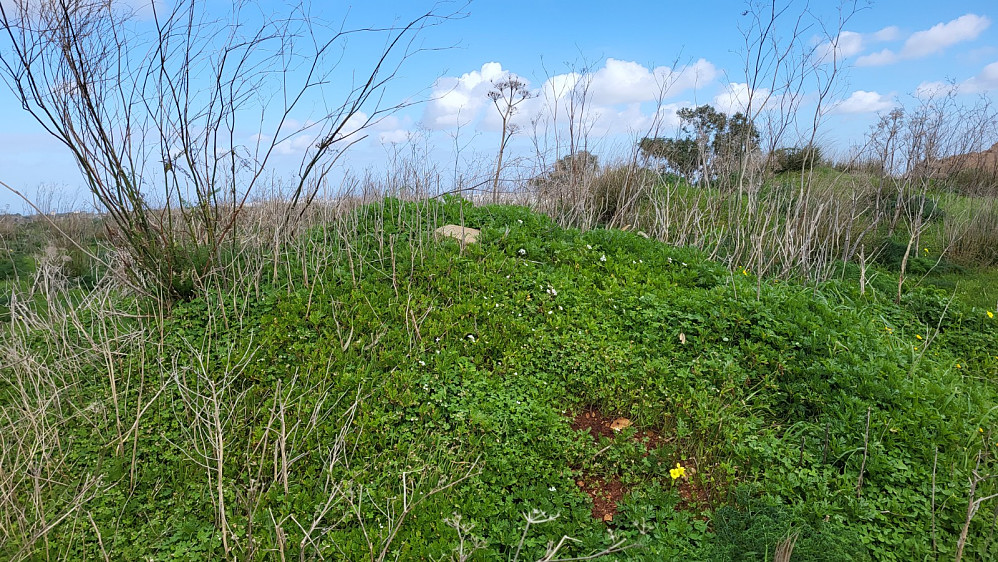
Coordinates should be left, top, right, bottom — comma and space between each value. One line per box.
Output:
0, 0, 462, 299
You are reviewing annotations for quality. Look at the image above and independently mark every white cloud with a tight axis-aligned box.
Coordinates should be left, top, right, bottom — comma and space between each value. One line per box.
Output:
872, 26, 901, 42
903, 14, 990, 58
274, 134, 315, 156
587, 58, 717, 105
857, 14, 991, 66
856, 48, 898, 66
960, 61, 998, 93
816, 26, 899, 64
422, 62, 514, 130
713, 83, 772, 114
378, 129, 411, 144
919, 61, 998, 96
372, 114, 415, 144
830, 90, 895, 114
816, 31, 865, 63
421, 58, 718, 136
540, 72, 582, 103
914, 80, 952, 99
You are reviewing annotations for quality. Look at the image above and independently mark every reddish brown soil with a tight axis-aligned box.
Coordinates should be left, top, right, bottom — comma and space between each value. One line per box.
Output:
576, 477, 626, 521
568, 408, 712, 520
569, 409, 618, 440
670, 457, 711, 510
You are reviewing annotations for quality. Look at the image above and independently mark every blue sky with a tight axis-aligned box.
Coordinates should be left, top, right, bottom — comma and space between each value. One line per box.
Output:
1, 0, 997, 211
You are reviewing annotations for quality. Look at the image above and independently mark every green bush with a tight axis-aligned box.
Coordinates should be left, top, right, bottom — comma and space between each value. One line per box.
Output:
771, 145, 823, 174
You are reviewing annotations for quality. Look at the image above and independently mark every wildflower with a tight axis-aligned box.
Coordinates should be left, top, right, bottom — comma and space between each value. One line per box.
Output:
670, 462, 686, 480
956, 364, 961, 369
467, 334, 476, 343
915, 334, 922, 340
517, 219, 523, 224
980, 428, 985, 434
923, 248, 929, 254
600, 254, 607, 262
988, 311, 994, 319
418, 360, 426, 366
548, 486, 556, 492
518, 248, 526, 256
586, 244, 592, 250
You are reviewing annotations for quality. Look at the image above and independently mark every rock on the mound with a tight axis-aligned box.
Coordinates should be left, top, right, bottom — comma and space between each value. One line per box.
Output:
435, 224, 480, 244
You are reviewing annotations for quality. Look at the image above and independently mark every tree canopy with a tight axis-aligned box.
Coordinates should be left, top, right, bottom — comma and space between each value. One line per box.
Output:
639, 105, 760, 183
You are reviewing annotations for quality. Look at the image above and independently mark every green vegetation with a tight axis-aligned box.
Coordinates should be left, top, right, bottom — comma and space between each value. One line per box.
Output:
3, 197, 996, 560
639, 105, 760, 182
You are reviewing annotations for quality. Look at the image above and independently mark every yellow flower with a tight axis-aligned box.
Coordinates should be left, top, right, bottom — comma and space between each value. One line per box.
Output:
988, 311, 994, 319
915, 334, 922, 340
979, 428, 984, 433
956, 364, 961, 369
670, 462, 686, 480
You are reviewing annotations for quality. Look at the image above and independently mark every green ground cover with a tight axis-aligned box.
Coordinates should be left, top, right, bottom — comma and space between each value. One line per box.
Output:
4, 197, 995, 560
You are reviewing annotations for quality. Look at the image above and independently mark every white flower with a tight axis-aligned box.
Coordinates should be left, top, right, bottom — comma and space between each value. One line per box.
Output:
547, 310, 553, 315
517, 219, 523, 224
600, 254, 607, 262
418, 360, 426, 366
586, 244, 592, 250
518, 248, 526, 256
548, 486, 556, 492
467, 334, 476, 342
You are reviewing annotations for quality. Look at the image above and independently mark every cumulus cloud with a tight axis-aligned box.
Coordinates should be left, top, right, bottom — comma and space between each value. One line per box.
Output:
371, 115, 416, 145
816, 31, 865, 63
961, 61, 998, 93
913, 80, 953, 99
420, 58, 718, 137
830, 90, 895, 114
872, 26, 901, 42
857, 14, 991, 66
422, 62, 515, 130
855, 49, 899, 66
585, 58, 717, 105
917, 60, 998, 97
713, 83, 773, 114
815, 26, 899, 64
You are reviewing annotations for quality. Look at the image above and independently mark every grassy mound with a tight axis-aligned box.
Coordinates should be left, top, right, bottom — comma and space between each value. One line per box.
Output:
3, 197, 997, 560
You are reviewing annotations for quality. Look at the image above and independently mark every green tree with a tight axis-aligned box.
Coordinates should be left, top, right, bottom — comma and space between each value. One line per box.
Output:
640, 104, 759, 183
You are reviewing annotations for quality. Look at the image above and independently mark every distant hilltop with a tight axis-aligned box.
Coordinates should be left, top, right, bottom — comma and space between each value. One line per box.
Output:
0, 210, 99, 222
925, 141, 998, 193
